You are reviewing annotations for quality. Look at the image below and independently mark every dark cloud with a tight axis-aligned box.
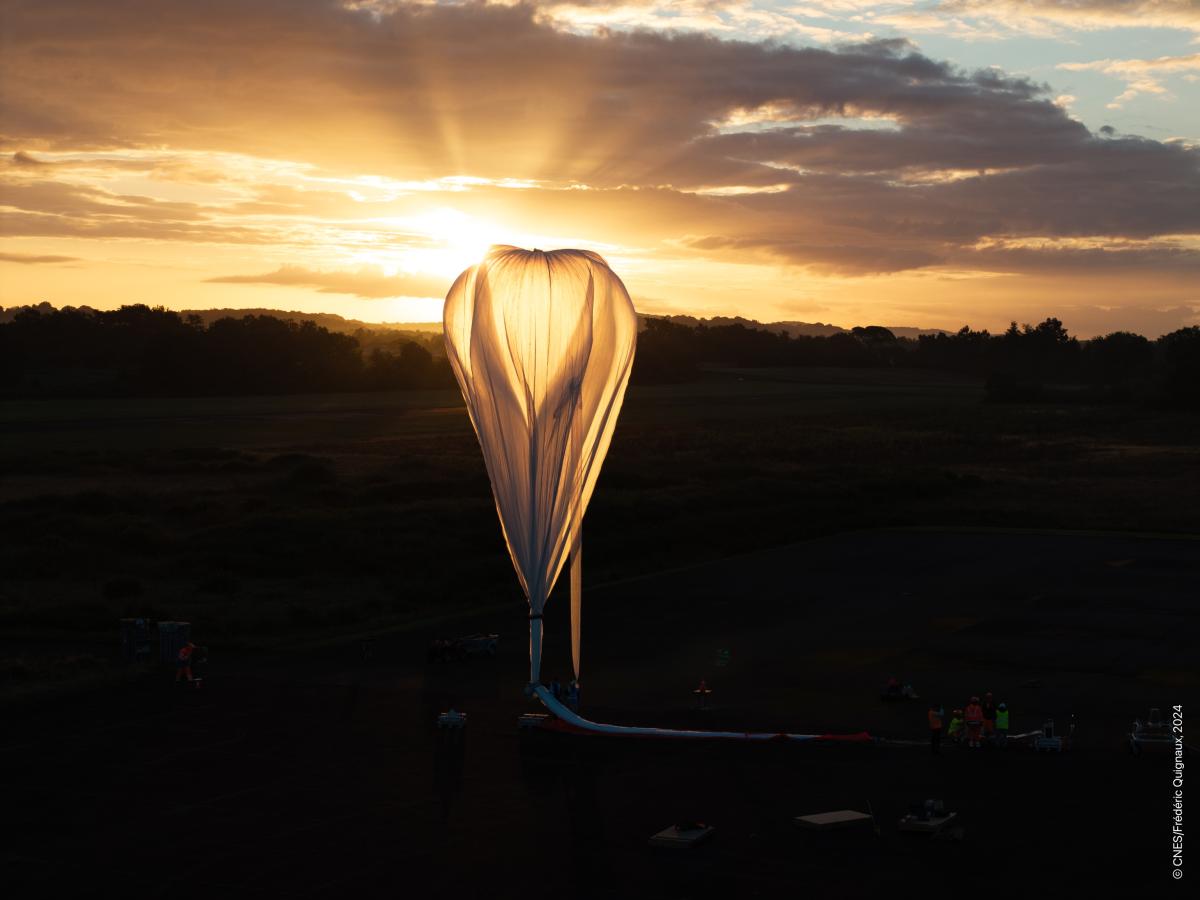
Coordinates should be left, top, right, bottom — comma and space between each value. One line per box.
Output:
0, 180, 204, 220
0, 251, 79, 264
939, 139, 1200, 238
0, 209, 272, 244
0, 0, 1081, 182
4, 149, 219, 177
955, 243, 1200, 275
683, 232, 945, 275
0, 178, 285, 243
686, 103, 1089, 179
207, 265, 447, 299
1, 0, 1197, 279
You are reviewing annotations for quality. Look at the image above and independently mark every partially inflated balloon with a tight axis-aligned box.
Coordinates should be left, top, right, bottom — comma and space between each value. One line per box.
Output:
444, 246, 637, 685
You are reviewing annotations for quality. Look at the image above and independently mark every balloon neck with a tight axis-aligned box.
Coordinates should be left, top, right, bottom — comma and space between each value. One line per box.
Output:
528, 613, 543, 621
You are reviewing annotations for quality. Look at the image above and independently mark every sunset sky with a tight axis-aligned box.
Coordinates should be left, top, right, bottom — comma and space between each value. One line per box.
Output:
2, 0, 1198, 336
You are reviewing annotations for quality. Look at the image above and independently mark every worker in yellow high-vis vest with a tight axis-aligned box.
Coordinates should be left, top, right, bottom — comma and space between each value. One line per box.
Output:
996, 701, 1010, 747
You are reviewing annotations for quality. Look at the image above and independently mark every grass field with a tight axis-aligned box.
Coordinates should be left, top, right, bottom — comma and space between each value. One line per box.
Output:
3, 367, 1197, 892
2, 366, 1198, 670
3, 527, 1196, 895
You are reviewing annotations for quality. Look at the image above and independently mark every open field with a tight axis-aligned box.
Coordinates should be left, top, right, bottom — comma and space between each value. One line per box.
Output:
2, 366, 1199, 664
2, 528, 1195, 896
2, 368, 1197, 892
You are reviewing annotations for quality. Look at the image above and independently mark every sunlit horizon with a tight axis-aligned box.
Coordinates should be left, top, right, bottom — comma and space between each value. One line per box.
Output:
3, 1, 1199, 338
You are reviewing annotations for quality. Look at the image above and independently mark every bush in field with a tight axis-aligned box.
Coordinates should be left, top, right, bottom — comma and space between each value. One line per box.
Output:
1083, 331, 1153, 395
631, 318, 701, 383
1158, 326, 1200, 407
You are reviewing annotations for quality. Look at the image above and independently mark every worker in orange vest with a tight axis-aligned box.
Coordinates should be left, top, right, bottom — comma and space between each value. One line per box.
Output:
928, 704, 945, 754
964, 696, 984, 748
176, 641, 197, 683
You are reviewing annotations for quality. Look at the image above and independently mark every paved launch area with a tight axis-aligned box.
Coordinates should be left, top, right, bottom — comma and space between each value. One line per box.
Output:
3, 528, 1196, 897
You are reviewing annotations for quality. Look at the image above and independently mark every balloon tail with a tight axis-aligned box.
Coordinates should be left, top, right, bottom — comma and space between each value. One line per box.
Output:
529, 615, 543, 685
570, 538, 582, 681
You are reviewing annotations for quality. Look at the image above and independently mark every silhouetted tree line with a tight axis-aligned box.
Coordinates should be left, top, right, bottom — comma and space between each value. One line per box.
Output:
0, 305, 454, 397
4, 305, 1198, 406
634, 316, 1200, 406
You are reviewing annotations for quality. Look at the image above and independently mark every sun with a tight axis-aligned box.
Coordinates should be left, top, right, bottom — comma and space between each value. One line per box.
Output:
356, 206, 596, 289
409, 207, 507, 275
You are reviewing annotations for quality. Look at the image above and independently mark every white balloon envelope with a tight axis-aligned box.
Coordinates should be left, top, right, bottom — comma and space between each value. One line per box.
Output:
443, 246, 637, 686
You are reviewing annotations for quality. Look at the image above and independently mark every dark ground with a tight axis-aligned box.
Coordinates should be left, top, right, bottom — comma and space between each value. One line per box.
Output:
3, 368, 1197, 895
3, 528, 1195, 897
4, 366, 1200, 663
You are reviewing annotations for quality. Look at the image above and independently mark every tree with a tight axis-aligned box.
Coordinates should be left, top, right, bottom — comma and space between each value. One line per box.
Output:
1083, 331, 1152, 390
1158, 326, 1200, 407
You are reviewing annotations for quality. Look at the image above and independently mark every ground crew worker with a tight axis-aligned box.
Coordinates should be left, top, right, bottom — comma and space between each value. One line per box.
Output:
947, 709, 964, 743
982, 692, 997, 742
550, 676, 563, 702
964, 696, 984, 748
566, 680, 580, 713
996, 701, 1010, 747
176, 641, 196, 683
885, 674, 900, 698
928, 704, 945, 754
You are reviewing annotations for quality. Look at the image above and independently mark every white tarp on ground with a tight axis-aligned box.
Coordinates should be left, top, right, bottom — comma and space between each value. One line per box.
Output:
444, 246, 637, 685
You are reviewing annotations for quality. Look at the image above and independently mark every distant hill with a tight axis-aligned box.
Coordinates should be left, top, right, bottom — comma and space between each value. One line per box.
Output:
644, 314, 946, 339
0, 301, 71, 324
874, 326, 949, 340
2, 303, 943, 339
0, 303, 441, 335
179, 308, 442, 335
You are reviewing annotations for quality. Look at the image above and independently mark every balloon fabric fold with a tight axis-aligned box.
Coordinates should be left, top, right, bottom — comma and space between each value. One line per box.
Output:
443, 246, 637, 686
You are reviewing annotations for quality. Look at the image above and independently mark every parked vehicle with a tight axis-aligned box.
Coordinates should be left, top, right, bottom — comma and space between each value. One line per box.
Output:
1129, 707, 1172, 757
429, 633, 500, 662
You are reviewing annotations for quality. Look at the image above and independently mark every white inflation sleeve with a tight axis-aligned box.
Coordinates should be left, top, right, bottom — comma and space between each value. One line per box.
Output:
533, 685, 826, 742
